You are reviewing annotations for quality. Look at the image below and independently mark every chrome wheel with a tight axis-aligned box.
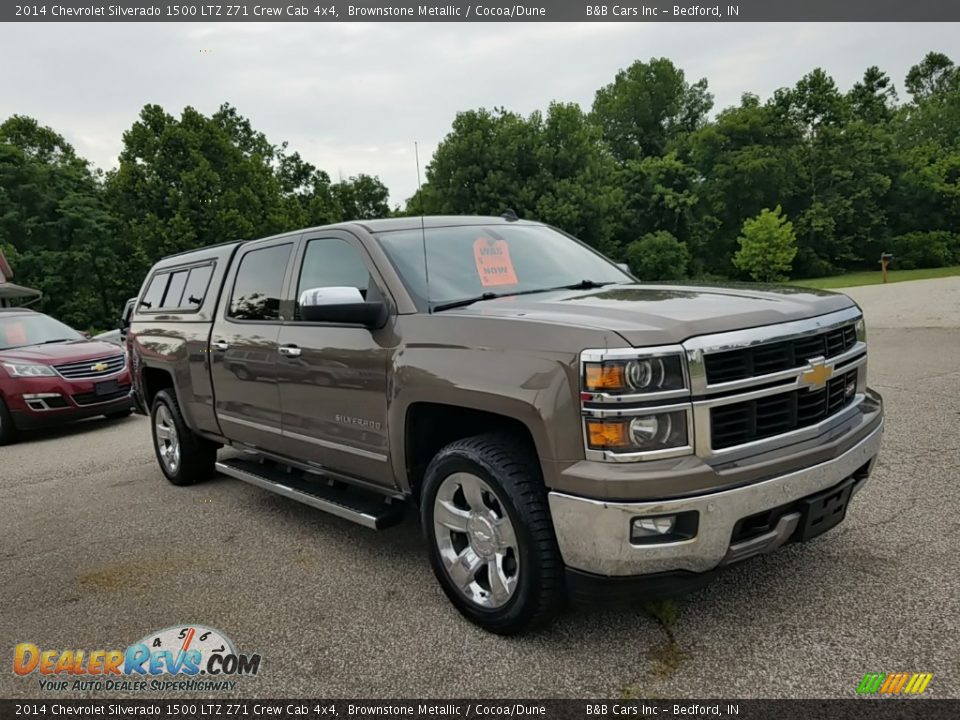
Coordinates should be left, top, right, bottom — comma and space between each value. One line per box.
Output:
154, 404, 181, 475
433, 472, 520, 609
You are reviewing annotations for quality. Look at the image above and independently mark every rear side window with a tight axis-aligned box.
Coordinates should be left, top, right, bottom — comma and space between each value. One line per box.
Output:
181, 265, 213, 308
140, 274, 168, 310
139, 262, 215, 312
228, 244, 292, 321
163, 270, 189, 308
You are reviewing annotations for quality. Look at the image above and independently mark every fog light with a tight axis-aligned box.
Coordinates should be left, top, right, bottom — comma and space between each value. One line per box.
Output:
632, 515, 676, 537
630, 511, 700, 545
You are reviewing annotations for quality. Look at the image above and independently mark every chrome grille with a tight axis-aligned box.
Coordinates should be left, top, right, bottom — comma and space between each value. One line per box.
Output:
710, 368, 859, 449
685, 307, 868, 458
54, 354, 126, 380
704, 323, 857, 384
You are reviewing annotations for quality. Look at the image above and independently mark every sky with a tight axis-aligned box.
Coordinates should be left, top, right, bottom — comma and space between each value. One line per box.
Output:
1, 22, 958, 206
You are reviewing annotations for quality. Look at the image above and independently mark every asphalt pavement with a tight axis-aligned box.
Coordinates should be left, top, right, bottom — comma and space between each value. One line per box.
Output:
1, 278, 958, 699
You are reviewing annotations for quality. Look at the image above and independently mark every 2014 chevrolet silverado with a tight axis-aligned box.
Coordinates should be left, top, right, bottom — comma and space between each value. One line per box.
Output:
129, 215, 884, 634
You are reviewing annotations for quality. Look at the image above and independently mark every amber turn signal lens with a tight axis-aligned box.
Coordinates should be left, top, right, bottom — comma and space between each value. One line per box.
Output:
586, 419, 630, 449
584, 364, 626, 391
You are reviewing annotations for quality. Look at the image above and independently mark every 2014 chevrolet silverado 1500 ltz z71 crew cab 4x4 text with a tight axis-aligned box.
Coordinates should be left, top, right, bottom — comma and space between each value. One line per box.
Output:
129, 215, 883, 634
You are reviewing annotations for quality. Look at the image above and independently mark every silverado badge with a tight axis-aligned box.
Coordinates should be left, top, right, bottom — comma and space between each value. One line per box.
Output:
799, 357, 834, 391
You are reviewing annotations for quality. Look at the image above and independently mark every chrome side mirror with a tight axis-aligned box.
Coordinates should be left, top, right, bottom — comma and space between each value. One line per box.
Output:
298, 287, 386, 327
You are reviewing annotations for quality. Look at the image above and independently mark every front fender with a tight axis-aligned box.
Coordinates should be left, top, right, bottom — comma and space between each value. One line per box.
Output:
388, 344, 583, 492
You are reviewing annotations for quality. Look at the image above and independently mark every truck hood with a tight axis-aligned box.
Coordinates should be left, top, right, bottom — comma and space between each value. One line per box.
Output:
448, 283, 856, 346
0, 340, 123, 365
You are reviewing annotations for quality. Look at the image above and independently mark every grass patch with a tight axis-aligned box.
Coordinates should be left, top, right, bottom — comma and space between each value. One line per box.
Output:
643, 599, 682, 628
647, 640, 688, 679
786, 265, 960, 290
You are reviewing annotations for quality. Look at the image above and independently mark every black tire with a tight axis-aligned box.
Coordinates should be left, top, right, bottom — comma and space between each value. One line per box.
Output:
421, 433, 565, 635
0, 397, 17, 446
104, 408, 133, 420
150, 389, 216, 486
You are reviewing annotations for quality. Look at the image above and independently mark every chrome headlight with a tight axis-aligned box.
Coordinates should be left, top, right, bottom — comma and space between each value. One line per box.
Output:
585, 410, 690, 455
855, 316, 866, 342
580, 346, 693, 461
581, 347, 687, 397
2, 362, 56, 378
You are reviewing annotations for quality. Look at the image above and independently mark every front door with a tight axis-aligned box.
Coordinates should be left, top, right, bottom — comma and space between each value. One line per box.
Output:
210, 239, 296, 455
277, 231, 395, 487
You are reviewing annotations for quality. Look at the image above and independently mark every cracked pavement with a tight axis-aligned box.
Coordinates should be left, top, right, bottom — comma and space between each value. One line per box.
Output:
1, 278, 958, 699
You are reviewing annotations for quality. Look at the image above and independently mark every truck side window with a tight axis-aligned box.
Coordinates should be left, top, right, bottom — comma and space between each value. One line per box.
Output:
140, 272, 169, 309
228, 244, 292, 321
162, 270, 189, 309
181, 265, 213, 308
296, 238, 373, 310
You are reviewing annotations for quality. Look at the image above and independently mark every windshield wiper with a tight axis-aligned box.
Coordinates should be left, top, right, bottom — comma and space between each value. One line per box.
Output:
432, 292, 503, 312
431, 280, 618, 313
36, 338, 77, 345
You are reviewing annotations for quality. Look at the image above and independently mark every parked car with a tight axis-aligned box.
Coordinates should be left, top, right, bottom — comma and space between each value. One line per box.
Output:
129, 216, 883, 634
93, 297, 137, 346
92, 329, 122, 345
0, 308, 134, 444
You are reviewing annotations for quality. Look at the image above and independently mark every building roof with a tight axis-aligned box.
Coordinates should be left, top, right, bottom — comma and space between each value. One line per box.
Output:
0, 249, 41, 303
0, 282, 42, 301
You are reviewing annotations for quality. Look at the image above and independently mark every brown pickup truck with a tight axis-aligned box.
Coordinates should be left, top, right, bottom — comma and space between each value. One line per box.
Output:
129, 215, 884, 634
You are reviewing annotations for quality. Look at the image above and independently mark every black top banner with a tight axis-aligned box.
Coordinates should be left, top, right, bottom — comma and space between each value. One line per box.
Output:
3, 700, 960, 720
4, 0, 960, 22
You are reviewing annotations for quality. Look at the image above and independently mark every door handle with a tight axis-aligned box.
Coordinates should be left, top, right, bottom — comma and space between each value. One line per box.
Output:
279, 345, 302, 358
212, 341, 229, 352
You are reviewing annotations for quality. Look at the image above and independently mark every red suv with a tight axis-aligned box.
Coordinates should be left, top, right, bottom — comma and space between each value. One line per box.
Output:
0, 308, 133, 444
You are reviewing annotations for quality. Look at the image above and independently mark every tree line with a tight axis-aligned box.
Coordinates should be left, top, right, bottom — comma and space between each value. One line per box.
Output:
1, 52, 958, 331
413, 52, 960, 283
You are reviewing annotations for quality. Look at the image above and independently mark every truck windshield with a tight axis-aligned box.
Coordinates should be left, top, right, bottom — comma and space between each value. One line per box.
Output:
374, 224, 630, 309
0, 314, 84, 350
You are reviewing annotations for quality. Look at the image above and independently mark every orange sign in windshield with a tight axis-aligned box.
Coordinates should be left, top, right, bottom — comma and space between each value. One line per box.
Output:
473, 236, 518, 287
3, 321, 27, 346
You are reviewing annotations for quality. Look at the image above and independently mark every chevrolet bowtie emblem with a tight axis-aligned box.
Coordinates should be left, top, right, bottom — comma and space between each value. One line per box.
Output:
799, 357, 833, 391
91, 362, 109, 372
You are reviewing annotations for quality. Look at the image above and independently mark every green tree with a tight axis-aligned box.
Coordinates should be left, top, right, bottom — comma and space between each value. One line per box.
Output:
905, 52, 959, 100
414, 107, 541, 215
888, 53, 960, 249
0, 115, 123, 330
848, 66, 897, 124
331, 174, 391, 220
687, 93, 800, 275
615, 152, 699, 259
591, 57, 713, 161
733, 206, 798, 282
625, 230, 690, 281
890, 231, 958, 269
105, 104, 296, 268
414, 104, 619, 252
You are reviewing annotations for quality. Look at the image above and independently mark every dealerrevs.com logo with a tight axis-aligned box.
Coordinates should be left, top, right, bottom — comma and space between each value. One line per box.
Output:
14, 625, 262, 692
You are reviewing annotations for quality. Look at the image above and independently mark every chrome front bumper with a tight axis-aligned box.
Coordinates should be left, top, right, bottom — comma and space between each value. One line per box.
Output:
548, 420, 883, 577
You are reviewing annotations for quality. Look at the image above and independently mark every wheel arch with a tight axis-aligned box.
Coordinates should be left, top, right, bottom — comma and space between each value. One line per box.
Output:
399, 400, 544, 502
140, 365, 176, 409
